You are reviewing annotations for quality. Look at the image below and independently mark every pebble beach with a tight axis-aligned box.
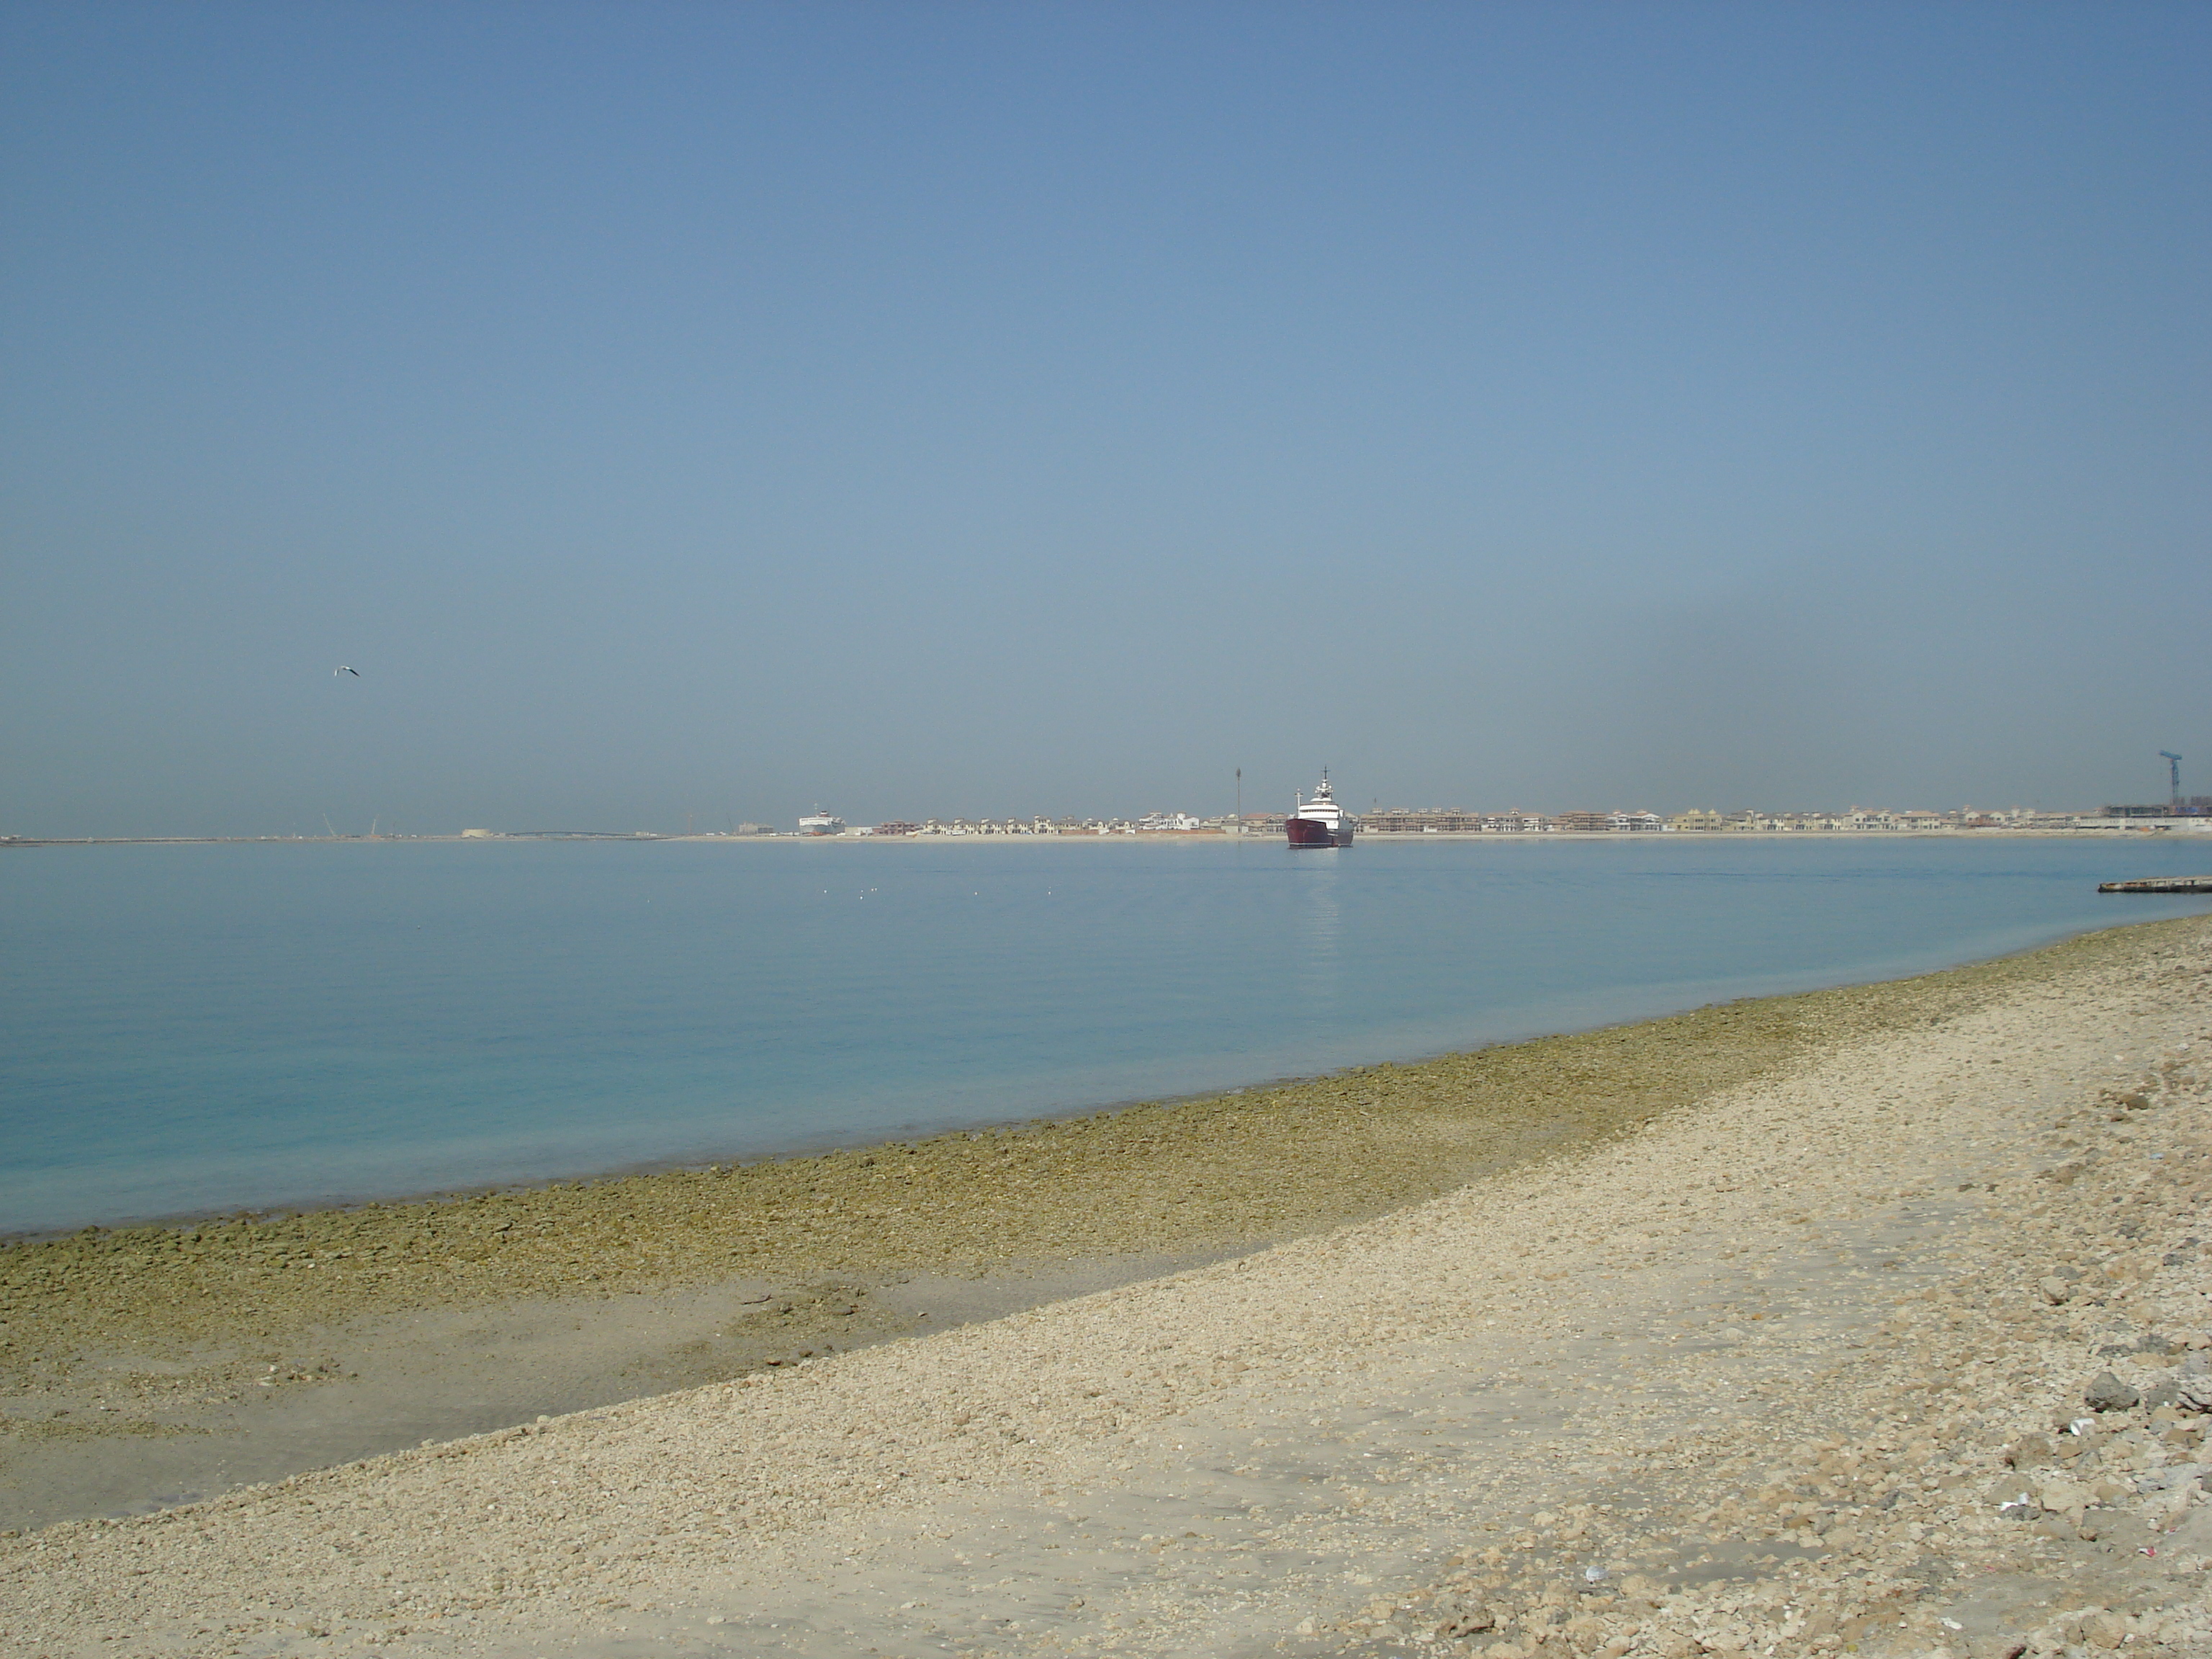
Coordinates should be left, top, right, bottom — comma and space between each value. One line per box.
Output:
4, 913, 2211, 1658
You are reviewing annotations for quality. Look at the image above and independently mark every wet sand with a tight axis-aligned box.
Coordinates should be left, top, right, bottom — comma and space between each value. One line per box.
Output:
3, 916, 2211, 1658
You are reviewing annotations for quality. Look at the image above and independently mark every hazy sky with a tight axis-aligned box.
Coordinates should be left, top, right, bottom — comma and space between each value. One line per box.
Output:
4, 1, 2206, 835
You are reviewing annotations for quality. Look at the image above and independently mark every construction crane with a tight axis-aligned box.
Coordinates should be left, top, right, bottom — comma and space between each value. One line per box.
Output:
2161, 752, 2182, 809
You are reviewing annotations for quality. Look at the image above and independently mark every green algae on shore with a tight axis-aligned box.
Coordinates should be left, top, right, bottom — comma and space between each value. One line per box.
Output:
3, 916, 2201, 1398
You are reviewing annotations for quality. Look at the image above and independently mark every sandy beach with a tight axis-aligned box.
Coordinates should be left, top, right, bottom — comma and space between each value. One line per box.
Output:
4, 914, 2211, 1658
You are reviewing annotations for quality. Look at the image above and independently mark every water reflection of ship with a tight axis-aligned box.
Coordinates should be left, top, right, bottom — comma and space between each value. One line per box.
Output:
1286, 771, 1354, 848
1295, 851, 1343, 1011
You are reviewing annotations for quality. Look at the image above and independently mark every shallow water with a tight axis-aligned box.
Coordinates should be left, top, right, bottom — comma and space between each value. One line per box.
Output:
3, 835, 2207, 1232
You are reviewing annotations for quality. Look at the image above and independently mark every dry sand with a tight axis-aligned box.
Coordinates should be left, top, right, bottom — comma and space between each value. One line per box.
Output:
5, 914, 2212, 1658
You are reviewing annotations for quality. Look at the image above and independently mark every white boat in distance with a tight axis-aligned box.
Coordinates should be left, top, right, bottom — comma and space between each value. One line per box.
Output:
798, 810, 846, 836
1287, 772, 1354, 848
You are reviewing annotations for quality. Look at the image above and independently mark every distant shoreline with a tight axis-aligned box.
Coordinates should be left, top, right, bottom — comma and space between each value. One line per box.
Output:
6, 827, 2208, 847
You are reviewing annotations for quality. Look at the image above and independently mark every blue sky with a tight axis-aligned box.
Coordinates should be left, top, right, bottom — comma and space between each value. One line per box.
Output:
4, 1, 2206, 833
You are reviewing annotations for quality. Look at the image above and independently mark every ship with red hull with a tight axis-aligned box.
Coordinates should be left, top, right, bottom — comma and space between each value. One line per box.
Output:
1287, 771, 1354, 848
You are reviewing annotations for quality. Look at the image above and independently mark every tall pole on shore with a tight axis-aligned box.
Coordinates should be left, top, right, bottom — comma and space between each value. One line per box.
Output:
1235, 768, 1241, 837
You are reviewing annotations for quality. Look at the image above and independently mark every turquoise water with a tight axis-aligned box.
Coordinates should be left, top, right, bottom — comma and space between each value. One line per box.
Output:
3, 835, 2208, 1234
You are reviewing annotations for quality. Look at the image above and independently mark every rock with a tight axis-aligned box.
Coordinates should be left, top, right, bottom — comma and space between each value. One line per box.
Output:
2004, 1434, 2057, 1469
2084, 1611, 2128, 1650
2085, 1372, 2141, 1412
2176, 1377, 2212, 1413
2133, 1462, 2206, 1493
1436, 1600, 1496, 1637
2034, 1476, 2091, 1516
2153, 1486, 2198, 1532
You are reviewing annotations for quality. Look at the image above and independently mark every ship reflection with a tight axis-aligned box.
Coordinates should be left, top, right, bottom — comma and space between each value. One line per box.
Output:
1294, 855, 1342, 1014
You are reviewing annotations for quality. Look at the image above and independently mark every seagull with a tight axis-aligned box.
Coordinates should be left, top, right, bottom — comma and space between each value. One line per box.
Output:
334, 665, 360, 677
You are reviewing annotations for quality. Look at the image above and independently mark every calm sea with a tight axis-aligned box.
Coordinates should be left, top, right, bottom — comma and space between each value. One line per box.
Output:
4, 835, 2208, 1234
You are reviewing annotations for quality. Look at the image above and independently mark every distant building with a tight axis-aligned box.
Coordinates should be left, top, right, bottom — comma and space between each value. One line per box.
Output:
1363, 809, 1485, 833
742, 796, 2182, 840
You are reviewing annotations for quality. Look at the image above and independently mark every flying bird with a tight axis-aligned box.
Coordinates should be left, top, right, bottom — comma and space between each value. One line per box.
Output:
334, 666, 360, 677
